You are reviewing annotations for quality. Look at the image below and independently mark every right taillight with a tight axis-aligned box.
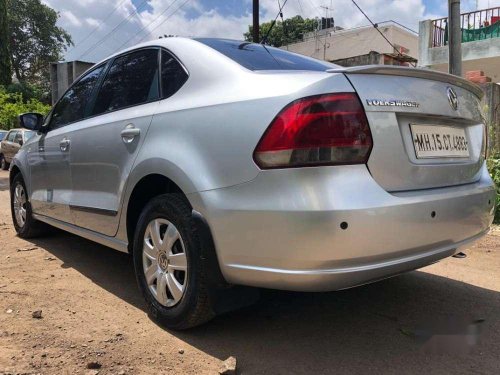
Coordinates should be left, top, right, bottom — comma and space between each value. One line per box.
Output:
253, 93, 372, 169
482, 123, 488, 160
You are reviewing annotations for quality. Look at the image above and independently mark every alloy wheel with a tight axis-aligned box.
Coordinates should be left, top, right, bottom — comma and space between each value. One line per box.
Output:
13, 183, 27, 228
142, 218, 188, 307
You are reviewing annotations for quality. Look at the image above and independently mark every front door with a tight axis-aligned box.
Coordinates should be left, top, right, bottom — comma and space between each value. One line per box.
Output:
68, 48, 161, 236
29, 129, 73, 222
28, 63, 106, 223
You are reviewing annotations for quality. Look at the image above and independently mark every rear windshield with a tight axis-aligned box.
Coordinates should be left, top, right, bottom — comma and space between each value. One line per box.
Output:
194, 38, 338, 71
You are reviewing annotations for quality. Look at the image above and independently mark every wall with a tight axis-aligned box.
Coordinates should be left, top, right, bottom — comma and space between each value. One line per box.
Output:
283, 24, 418, 62
50, 61, 94, 104
418, 19, 500, 81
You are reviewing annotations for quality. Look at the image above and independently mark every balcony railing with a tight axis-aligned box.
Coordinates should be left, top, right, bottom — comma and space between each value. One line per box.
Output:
431, 6, 500, 47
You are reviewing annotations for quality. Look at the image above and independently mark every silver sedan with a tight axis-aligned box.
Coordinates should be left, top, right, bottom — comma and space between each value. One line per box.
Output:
10, 38, 496, 329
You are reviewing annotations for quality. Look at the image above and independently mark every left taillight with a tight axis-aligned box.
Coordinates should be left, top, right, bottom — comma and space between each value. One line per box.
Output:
253, 93, 373, 169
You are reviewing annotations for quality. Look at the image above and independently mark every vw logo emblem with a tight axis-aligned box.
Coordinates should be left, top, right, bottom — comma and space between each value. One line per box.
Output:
447, 87, 458, 110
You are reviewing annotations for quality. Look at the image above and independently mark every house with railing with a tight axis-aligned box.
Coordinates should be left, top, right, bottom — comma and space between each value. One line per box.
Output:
418, 6, 500, 82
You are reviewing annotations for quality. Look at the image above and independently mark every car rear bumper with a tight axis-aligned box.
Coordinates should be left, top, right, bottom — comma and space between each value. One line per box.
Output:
190, 163, 496, 292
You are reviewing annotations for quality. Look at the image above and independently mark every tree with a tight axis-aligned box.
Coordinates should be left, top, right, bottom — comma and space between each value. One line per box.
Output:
244, 15, 318, 47
7, 0, 72, 89
0, 86, 50, 130
0, 0, 11, 86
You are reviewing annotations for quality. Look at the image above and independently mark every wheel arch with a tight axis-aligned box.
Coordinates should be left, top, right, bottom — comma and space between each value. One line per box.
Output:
125, 173, 187, 251
9, 163, 22, 186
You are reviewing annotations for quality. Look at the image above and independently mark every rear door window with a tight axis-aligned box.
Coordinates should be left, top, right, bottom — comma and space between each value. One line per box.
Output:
92, 49, 159, 115
161, 50, 188, 99
50, 65, 106, 130
7, 131, 16, 142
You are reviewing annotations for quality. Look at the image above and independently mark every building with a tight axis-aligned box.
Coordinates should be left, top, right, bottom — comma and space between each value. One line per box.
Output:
50, 60, 94, 104
418, 6, 500, 82
418, 6, 500, 152
283, 21, 418, 67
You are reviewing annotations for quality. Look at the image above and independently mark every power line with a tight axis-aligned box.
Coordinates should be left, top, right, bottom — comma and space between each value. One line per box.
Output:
136, 0, 191, 43
65, 0, 129, 57
296, 0, 304, 14
261, 0, 289, 45
350, 0, 416, 66
77, 0, 151, 60
113, 0, 182, 52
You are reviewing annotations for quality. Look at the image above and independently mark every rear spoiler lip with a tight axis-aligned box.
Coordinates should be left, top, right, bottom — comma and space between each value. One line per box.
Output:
326, 65, 483, 99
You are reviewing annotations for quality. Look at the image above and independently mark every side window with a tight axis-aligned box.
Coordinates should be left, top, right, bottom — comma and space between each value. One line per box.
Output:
92, 49, 159, 115
161, 50, 188, 99
7, 131, 16, 142
50, 65, 105, 130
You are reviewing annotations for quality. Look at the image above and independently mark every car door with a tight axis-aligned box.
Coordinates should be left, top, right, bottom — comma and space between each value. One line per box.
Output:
67, 48, 161, 236
12, 131, 23, 157
3, 130, 17, 162
28, 64, 106, 222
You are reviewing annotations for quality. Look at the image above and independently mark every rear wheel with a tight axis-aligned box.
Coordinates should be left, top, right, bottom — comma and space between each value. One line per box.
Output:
10, 173, 45, 238
132, 194, 215, 329
0, 155, 8, 170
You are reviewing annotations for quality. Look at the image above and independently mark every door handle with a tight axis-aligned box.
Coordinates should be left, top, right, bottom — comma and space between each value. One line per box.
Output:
121, 124, 140, 143
59, 138, 70, 152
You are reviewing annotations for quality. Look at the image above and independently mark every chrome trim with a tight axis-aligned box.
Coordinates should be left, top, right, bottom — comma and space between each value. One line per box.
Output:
32, 213, 128, 253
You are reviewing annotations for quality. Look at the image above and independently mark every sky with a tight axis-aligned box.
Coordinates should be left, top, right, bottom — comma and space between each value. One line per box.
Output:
41, 0, 500, 63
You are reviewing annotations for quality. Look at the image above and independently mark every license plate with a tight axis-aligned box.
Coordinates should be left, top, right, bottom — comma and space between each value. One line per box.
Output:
410, 124, 469, 159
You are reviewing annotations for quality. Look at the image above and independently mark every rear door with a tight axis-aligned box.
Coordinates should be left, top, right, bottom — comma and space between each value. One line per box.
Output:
28, 64, 106, 222
3, 130, 17, 162
67, 48, 161, 236
343, 68, 485, 191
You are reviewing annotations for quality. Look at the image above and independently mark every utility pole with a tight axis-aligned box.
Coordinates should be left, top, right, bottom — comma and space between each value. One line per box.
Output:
448, 0, 462, 76
253, 0, 259, 43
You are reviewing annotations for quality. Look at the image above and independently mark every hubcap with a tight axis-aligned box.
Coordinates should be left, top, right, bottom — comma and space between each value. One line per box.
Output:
13, 183, 27, 228
142, 219, 188, 307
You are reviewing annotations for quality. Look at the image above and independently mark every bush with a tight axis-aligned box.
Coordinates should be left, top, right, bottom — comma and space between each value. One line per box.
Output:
0, 86, 51, 130
487, 155, 500, 224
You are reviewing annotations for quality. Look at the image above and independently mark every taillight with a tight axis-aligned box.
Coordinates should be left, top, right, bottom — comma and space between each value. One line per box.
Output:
253, 93, 372, 169
482, 123, 488, 160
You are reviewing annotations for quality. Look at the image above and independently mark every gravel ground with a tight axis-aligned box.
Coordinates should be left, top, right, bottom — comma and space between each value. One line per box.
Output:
0, 169, 499, 375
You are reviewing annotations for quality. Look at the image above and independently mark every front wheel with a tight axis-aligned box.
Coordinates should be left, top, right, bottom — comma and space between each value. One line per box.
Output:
0, 155, 8, 170
10, 173, 45, 238
132, 194, 215, 329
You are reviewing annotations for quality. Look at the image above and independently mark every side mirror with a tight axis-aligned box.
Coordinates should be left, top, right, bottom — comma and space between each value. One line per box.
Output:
19, 112, 44, 131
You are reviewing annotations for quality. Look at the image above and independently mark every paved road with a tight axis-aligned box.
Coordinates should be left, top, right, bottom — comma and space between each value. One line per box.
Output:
0, 169, 499, 374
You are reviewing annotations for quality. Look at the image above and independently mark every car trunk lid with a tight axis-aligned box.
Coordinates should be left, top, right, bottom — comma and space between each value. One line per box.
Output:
328, 66, 485, 192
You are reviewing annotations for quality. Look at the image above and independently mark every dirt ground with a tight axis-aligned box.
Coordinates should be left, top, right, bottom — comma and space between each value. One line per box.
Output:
0, 169, 499, 375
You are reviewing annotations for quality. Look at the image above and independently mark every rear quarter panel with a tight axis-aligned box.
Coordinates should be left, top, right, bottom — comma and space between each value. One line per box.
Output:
115, 70, 355, 243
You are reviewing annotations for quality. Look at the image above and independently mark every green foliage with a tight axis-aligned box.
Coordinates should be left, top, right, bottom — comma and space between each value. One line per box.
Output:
0, 0, 11, 85
244, 15, 318, 47
487, 155, 500, 223
0, 86, 50, 130
6, 82, 48, 103
7, 0, 73, 89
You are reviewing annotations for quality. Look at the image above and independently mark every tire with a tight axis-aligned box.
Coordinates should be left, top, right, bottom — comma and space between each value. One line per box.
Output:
0, 155, 8, 170
132, 194, 215, 330
10, 173, 46, 238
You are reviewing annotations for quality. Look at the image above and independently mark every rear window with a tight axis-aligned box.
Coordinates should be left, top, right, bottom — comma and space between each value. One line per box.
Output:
194, 38, 338, 71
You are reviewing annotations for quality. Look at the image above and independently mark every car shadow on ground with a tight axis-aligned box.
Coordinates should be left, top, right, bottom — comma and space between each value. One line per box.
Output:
24, 228, 500, 374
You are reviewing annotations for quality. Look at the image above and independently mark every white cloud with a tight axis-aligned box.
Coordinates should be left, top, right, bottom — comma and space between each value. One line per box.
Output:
60, 10, 82, 27
41, 0, 500, 63
85, 18, 100, 28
